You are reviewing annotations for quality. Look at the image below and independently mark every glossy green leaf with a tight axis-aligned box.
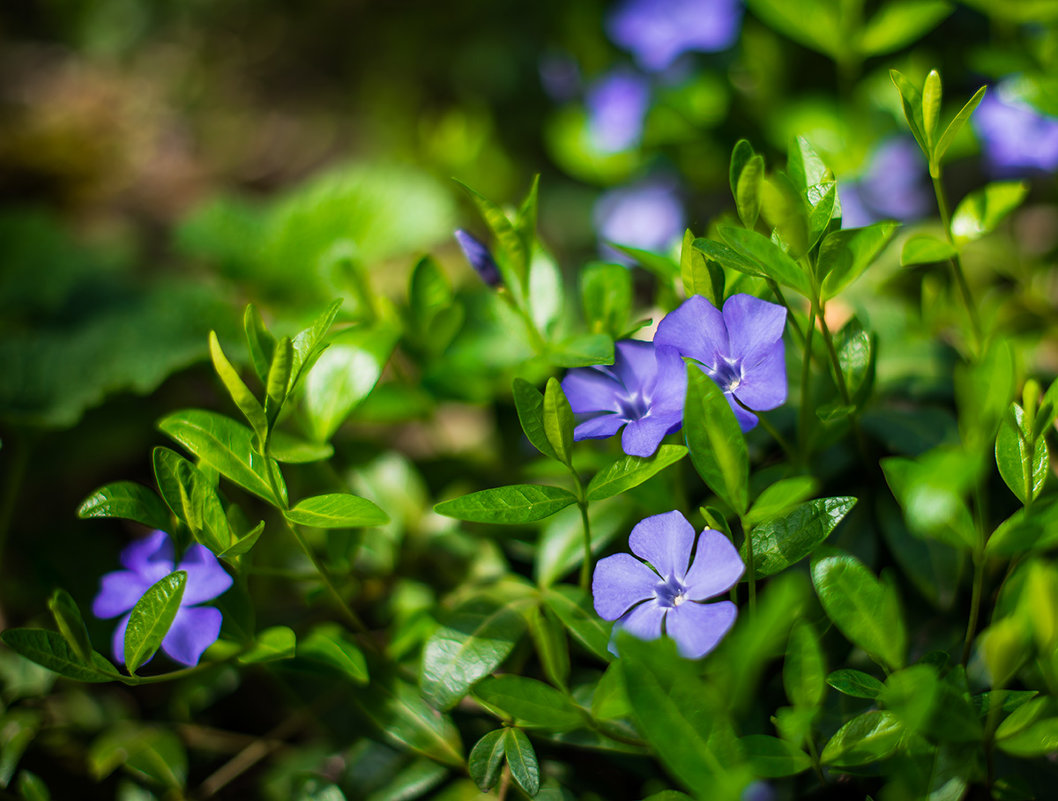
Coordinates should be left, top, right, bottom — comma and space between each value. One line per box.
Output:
209, 331, 267, 440
268, 430, 334, 463
124, 571, 187, 674
935, 84, 987, 166
901, 234, 957, 266
784, 621, 826, 709
243, 303, 275, 384
47, 589, 93, 663
504, 728, 539, 797
950, 182, 1028, 244
745, 477, 818, 526
298, 624, 369, 684
476, 675, 582, 729
787, 136, 829, 193
264, 336, 293, 425
735, 154, 765, 228
513, 378, 559, 461
434, 484, 577, 524
217, 520, 264, 559
238, 626, 296, 664
77, 481, 172, 532
881, 664, 939, 734
692, 237, 763, 279
543, 378, 574, 467
528, 605, 570, 689
717, 225, 810, 296
746, 497, 856, 579
861, 1, 953, 56
996, 404, 1048, 504
285, 493, 388, 528
821, 710, 903, 767
468, 730, 506, 792
684, 365, 749, 515
586, 444, 688, 501
420, 594, 528, 710
812, 548, 906, 671
741, 735, 811, 778
744, 0, 842, 58
891, 69, 929, 156
544, 585, 612, 663
456, 180, 529, 296
819, 222, 898, 299
0, 629, 119, 683
996, 718, 1058, 758
546, 334, 614, 368
681, 230, 724, 306
826, 668, 884, 699
157, 409, 285, 506
805, 182, 838, 247
289, 299, 342, 394
760, 172, 810, 257
922, 70, 943, 147
581, 262, 631, 339
729, 139, 756, 200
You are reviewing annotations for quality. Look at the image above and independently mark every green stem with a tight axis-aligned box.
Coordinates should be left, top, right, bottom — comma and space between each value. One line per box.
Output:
500, 290, 547, 356
962, 551, 986, 665
798, 306, 817, 466
814, 298, 852, 407
121, 648, 246, 685
931, 174, 983, 353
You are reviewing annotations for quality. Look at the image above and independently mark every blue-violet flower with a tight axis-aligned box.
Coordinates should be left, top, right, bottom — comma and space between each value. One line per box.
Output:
838, 137, 931, 228
586, 68, 652, 153
562, 340, 686, 457
454, 229, 502, 287
973, 86, 1058, 175
654, 293, 786, 431
92, 530, 233, 667
593, 510, 743, 658
605, 0, 743, 72
594, 179, 685, 260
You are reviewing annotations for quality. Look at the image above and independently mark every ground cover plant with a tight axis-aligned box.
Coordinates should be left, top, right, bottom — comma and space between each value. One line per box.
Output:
3, 1, 1058, 800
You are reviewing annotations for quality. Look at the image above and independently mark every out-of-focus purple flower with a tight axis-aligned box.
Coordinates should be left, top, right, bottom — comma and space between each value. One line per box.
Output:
838, 138, 932, 228
594, 179, 684, 258
974, 86, 1058, 175
586, 69, 651, 153
562, 340, 686, 457
593, 510, 743, 658
606, 0, 743, 72
539, 52, 582, 103
454, 229, 502, 287
654, 293, 786, 431
92, 530, 232, 667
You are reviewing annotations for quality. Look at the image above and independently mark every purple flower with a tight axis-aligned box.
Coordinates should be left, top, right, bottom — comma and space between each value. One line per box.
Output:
92, 530, 233, 667
654, 294, 786, 430
593, 510, 743, 658
973, 86, 1058, 175
606, 0, 743, 72
561, 340, 686, 457
586, 69, 652, 153
838, 138, 932, 228
594, 179, 685, 259
454, 229, 502, 287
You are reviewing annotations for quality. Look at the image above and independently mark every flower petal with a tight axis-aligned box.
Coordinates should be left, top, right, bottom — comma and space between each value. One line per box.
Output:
665, 600, 737, 659
722, 294, 786, 365
733, 343, 787, 411
177, 545, 234, 606
562, 369, 623, 415
684, 529, 745, 601
592, 553, 660, 620
616, 600, 667, 643
620, 415, 674, 457
649, 344, 688, 416
727, 392, 758, 431
120, 530, 175, 583
574, 413, 628, 441
161, 606, 223, 667
111, 612, 132, 665
629, 510, 694, 581
654, 295, 728, 369
92, 571, 152, 619
613, 340, 658, 392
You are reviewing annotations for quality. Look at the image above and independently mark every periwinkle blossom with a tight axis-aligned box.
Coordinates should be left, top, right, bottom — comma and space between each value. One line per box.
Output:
593, 510, 743, 658
606, 0, 743, 73
454, 229, 502, 287
594, 179, 684, 261
586, 68, 652, 153
838, 138, 932, 228
562, 339, 686, 457
654, 293, 786, 431
92, 530, 232, 667
973, 87, 1058, 175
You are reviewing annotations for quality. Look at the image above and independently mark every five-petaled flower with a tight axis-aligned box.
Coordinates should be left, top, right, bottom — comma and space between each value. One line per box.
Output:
454, 229, 502, 287
593, 510, 743, 658
561, 339, 686, 457
92, 530, 233, 667
654, 293, 787, 431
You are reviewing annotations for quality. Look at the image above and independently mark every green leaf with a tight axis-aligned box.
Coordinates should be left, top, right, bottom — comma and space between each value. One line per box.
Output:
950, 182, 1028, 244
997, 718, 1058, 758
684, 365, 749, 515
289, 299, 342, 393
420, 594, 528, 710
741, 735, 811, 778
787, 136, 830, 193
15, 770, 49, 801
819, 222, 898, 299
243, 303, 275, 384
124, 571, 187, 674
543, 378, 574, 467
209, 331, 267, 440
77, 482, 172, 532
298, 624, 369, 685
922, 69, 943, 147
860, 1, 953, 56
456, 181, 530, 296
729, 139, 756, 200
826, 669, 885, 699
811, 548, 906, 671
681, 230, 723, 307
512, 379, 558, 461
264, 336, 293, 426
47, 589, 93, 663
546, 334, 614, 368
504, 729, 540, 797
744, 0, 843, 58
581, 262, 631, 339
468, 730, 506, 792
881, 451, 979, 550
891, 69, 929, 157
217, 520, 264, 559
285, 493, 389, 528
805, 182, 838, 247
0, 629, 118, 683
434, 485, 577, 524
300, 323, 398, 442
821, 711, 903, 767
760, 172, 810, 257
717, 225, 810, 296
735, 154, 765, 228
152, 446, 193, 526
586, 445, 688, 502
784, 621, 826, 708
544, 585, 612, 663
475, 676, 583, 730
528, 606, 570, 690
89, 723, 188, 789
881, 664, 939, 734
610, 244, 678, 281
268, 430, 334, 463
516, 174, 540, 250
996, 404, 1048, 504
745, 497, 857, 579
744, 476, 818, 526
692, 237, 763, 279
935, 84, 987, 167
900, 234, 957, 266
238, 626, 296, 664
157, 409, 285, 506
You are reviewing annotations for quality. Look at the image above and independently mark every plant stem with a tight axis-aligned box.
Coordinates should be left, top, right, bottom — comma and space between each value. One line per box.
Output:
962, 550, 986, 665
798, 306, 817, 466
931, 174, 983, 353
814, 299, 852, 407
